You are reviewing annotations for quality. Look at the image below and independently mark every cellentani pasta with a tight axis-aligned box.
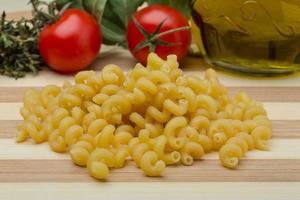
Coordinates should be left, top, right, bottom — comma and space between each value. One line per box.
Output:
16, 53, 272, 179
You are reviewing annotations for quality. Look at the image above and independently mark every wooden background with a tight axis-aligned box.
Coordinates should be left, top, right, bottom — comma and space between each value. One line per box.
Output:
1, 11, 300, 200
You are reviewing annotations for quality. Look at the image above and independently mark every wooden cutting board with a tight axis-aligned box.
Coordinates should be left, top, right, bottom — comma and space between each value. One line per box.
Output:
1, 11, 300, 200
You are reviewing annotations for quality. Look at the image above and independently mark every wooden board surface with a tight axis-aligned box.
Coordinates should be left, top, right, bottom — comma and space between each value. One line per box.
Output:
1, 11, 300, 200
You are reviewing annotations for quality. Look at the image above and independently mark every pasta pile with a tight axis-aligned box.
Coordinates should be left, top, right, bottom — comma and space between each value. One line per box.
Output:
16, 53, 272, 179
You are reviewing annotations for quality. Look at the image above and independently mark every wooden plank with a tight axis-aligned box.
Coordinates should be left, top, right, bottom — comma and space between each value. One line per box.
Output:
262, 102, 300, 120
1, 102, 300, 120
0, 139, 299, 160
2, 120, 299, 139
1, 86, 299, 102
1, 69, 300, 87
0, 159, 299, 182
0, 182, 299, 200
0, 103, 22, 120
228, 87, 300, 102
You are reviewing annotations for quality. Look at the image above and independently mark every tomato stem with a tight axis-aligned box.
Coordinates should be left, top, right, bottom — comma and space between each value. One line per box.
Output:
152, 26, 191, 40
133, 16, 191, 53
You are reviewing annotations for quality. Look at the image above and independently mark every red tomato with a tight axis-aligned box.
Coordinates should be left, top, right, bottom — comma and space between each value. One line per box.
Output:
126, 5, 191, 64
39, 9, 102, 73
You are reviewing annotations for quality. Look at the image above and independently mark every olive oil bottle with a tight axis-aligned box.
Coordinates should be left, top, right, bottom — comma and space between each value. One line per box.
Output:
191, 0, 300, 75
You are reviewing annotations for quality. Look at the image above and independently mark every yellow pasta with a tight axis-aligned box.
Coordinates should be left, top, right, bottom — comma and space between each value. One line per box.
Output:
159, 82, 178, 98
251, 126, 272, 150
219, 132, 252, 169
74, 70, 103, 92
186, 75, 209, 94
164, 116, 188, 150
70, 138, 94, 166
59, 92, 82, 108
180, 141, 204, 165
136, 77, 158, 95
17, 52, 272, 179
87, 148, 114, 179
129, 112, 147, 128
48, 129, 67, 153
102, 64, 125, 85
88, 119, 108, 136
18, 116, 47, 143
131, 143, 150, 167
208, 119, 234, 150
146, 106, 171, 123
101, 94, 132, 121
100, 84, 121, 96
163, 99, 188, 116
93, 124, 115, 148
113, 147, 129, 168
189, 115, 210, 134
140, 151, 166, 176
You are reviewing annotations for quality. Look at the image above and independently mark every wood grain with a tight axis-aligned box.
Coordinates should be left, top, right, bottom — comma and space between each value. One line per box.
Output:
1, 159, 299, 182
1, 120, 300, 138
1, 182, 299, 200
1, 86, 300, 102
1, 138, 299, 160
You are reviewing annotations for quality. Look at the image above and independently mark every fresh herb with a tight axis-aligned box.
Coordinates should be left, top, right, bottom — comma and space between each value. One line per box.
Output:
0, 0, 61, 78
99, 0, 145, 47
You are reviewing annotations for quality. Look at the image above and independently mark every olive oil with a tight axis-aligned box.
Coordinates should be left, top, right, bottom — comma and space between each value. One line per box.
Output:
191, 0, 300, 75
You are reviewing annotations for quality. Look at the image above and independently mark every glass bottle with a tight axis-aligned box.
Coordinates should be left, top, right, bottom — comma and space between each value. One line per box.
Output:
191, 0, 300, 75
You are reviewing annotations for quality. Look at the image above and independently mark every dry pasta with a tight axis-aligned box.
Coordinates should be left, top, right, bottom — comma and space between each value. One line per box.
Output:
17, 52, 272, 179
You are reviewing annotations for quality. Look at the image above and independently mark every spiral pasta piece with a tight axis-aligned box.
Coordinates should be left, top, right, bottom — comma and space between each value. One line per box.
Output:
163, 99, 188, 116
102, 64, 125, 85
164, 116, 188, 150
190, 115, 210, 134
131, 143, 150, 167
140, 151, 166, 176
146, 106, 171, 123
87, 148, 115, 179
114, 147, 129, 168
93, 125, 115, 148
219, 143, 243, 169
102, 94, 132, 118
186, 76, 209, 94
180, 141, 204, 165
219, 130, 255, 169
251, 126, 272, 150
208, 119, 234, 150
70, 139, 94, 166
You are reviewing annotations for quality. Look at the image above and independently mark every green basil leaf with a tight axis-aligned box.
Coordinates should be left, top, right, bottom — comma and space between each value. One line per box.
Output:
147, 0, 168, 4
83, 0, 108, 23
70, 0, 84, 9
101, 17, 126, 46
102, 2, 124, 29
108, 0, 145, 28
147, 0, 191, 17
100, 0, 144, 46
